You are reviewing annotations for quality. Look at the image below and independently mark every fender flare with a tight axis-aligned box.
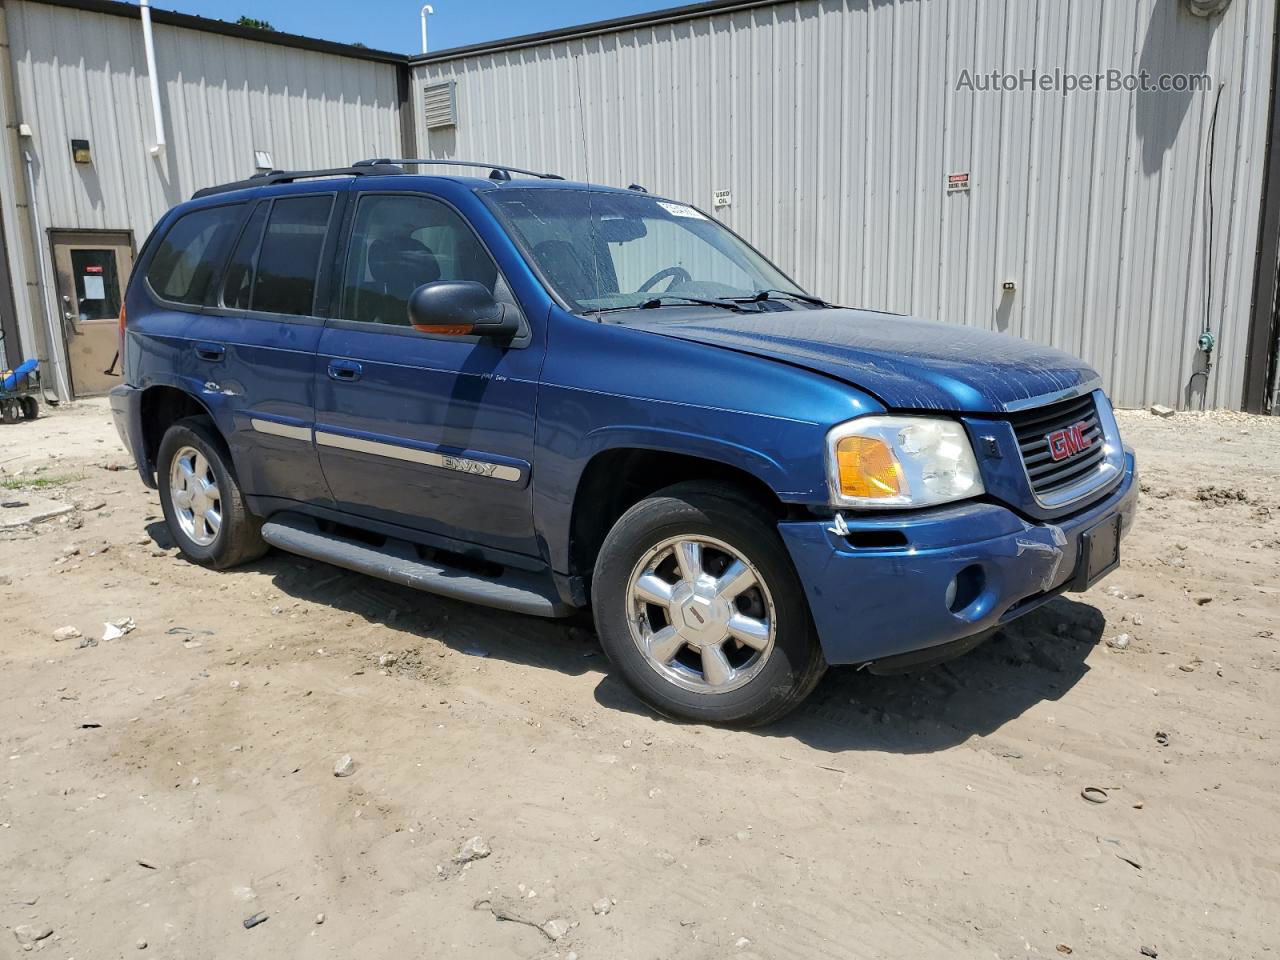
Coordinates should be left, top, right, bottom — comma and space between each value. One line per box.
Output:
136, 375, 237, 467
537, 423, 822, 579
575, 423, 802, 497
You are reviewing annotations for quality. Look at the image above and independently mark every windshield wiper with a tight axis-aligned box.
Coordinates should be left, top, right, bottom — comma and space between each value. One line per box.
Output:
638, 294, 749, 312
732, 288, 832, 307
584, 295, 749, 316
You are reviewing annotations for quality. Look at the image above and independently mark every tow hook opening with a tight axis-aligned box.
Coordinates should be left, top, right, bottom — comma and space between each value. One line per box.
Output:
946, 564, 986, 614
843, 529, 909, 549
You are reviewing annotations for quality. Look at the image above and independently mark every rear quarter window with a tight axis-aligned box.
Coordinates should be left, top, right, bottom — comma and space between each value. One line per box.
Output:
145, 203, 245, 305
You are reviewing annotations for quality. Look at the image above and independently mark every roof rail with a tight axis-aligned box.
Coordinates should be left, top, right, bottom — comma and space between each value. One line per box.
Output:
354, 158, 565, 181
191, 164, 405, 199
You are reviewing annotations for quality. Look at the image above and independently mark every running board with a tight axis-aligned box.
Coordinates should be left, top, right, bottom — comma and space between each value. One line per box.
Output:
261, 514, 572, 618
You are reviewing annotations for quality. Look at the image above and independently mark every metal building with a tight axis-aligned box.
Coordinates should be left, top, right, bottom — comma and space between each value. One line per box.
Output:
410, 0, 1280, 412
0, 0, 412, 399
2, 0, 1279, 413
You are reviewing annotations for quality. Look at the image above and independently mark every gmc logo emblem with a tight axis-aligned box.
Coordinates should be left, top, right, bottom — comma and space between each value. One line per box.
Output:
1046, 421, 1093, 461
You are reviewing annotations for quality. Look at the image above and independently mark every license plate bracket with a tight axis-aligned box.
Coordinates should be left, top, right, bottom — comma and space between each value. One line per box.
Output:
1074, 515, 1122, 590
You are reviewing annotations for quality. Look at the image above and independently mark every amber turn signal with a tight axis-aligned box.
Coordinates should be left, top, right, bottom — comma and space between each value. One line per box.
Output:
835, 436, 904, 499
412, 322, 473, 336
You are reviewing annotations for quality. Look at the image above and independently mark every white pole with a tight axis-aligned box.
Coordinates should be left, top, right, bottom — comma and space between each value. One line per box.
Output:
139, 0, 166, 156
420, 4, 433, 54
22, 149, 71, 403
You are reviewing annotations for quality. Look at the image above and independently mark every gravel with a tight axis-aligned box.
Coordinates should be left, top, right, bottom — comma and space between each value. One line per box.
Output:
453, 836, 491, 863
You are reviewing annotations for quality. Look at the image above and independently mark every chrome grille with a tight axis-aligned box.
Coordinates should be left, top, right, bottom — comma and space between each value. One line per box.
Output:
1008, 393, 1105, 497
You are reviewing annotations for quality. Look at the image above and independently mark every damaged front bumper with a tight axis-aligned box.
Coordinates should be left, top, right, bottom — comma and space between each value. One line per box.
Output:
778, 449, 1137, 666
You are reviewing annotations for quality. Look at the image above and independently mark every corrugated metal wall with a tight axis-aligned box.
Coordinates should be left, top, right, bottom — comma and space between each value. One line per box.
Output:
7, 0, 403, 231
413, 0, 1275, 410
0, 0, 404, 380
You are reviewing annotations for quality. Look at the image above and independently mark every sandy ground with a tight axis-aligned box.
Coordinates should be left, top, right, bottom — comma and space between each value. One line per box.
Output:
1, 399, 1277, 960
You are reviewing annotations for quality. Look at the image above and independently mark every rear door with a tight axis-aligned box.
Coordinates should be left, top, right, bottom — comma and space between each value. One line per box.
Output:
312, 189, 544, 558
199, 189, 342, 506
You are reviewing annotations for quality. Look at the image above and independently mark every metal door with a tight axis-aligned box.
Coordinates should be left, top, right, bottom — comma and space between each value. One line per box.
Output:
50, 230, 133, 397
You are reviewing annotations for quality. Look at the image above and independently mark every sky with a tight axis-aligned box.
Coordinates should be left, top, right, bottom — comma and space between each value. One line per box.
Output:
156, 0, 679, 55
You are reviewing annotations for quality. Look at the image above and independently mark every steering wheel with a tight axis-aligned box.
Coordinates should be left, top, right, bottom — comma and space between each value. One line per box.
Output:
637, 266, 692, 293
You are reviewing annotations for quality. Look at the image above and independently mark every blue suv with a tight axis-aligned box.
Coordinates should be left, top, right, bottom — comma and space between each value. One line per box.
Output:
110, 159, 1137, 726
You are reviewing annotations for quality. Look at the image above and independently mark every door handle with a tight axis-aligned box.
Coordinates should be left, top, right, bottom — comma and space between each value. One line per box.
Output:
61, 296, 80, 335
327, 359, 362, 382
195, 343, 225, 362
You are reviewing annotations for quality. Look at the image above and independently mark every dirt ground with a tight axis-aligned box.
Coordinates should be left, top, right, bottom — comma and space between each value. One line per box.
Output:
1, 399, 1277, 960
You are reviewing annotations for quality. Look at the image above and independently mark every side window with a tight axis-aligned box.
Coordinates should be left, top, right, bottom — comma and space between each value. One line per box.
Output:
220, 204, 267, 311
339, 194, 501, 326
146, 203, 244, 305
219, 195, 333, 316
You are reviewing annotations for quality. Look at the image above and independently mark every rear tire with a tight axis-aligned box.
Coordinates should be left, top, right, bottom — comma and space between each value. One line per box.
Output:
157, 417, 266, 569
592, 481, 826, 727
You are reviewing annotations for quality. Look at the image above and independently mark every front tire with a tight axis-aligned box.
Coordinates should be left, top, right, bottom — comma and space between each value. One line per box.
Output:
592, 481, 826, 727
157, 417, 266, 569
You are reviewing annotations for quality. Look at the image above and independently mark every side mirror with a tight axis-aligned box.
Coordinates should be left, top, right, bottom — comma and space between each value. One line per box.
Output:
406, 281, 519, 339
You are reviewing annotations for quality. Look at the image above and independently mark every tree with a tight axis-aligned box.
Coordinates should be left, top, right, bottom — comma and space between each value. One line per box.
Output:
236, 16, 275, 31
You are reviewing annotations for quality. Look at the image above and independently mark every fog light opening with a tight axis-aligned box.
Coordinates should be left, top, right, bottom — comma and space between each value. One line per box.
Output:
947, 564, 986, 613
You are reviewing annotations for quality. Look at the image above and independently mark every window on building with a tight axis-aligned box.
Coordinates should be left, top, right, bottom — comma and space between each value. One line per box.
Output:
146, 203, 244, 305
72, 250, 122, 321
250, 196, 334, 316
339, 194, 501, 326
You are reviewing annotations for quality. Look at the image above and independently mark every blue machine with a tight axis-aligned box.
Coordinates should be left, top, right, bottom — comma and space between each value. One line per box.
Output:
0, 357, 39, 423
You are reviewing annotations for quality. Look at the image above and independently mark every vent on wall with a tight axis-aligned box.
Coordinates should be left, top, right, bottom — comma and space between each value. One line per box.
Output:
423, 81, 457, 129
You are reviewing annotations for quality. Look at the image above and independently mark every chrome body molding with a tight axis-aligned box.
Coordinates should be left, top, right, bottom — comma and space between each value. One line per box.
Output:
314, 430, 523, 482
1001, 377, 1104, 413
250, 417, 313, 442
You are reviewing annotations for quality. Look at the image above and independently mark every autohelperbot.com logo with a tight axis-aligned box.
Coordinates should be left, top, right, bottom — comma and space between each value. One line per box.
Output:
956, 68, 1212, 96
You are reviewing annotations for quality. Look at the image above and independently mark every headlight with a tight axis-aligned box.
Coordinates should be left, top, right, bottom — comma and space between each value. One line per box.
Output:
826, 416, 985, 508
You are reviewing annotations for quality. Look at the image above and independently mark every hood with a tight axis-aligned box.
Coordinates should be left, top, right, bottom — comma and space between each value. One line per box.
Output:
626, 308, 1099, 413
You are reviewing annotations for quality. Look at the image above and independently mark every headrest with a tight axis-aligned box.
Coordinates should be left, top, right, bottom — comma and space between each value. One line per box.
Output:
368, 237, 440, 285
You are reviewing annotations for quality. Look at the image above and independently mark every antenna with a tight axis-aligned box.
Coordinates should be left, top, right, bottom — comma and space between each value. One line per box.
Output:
572, 49, 601, 304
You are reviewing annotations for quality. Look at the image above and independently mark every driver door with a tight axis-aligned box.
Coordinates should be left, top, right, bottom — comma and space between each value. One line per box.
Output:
313, 190, 544, 558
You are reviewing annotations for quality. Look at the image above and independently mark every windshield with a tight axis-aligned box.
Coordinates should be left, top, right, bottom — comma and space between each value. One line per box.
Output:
485, 188, 807, 312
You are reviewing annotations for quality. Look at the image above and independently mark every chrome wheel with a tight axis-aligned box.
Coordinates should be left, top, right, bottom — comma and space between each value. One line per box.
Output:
168, 445, 222, 547
625, 535, 776, 695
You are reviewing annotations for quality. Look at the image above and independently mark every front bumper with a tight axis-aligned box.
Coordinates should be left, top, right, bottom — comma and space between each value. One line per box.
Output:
778, 450, 1137, 665
108, 383, 156, 489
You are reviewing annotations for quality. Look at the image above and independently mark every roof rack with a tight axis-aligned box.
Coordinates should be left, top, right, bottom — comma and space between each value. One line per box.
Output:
354, 158, 565, 181
192, 164, 404, 199
190, 157, 564, 200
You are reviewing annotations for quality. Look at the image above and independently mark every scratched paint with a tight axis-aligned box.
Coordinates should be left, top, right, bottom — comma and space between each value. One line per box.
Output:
628, 309, 1096, 413
1016, 524, 1069, 593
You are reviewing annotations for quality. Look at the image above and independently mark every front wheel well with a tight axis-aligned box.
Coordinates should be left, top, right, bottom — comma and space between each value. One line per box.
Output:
568, 448, 801, 584
139, 386, 214, 477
